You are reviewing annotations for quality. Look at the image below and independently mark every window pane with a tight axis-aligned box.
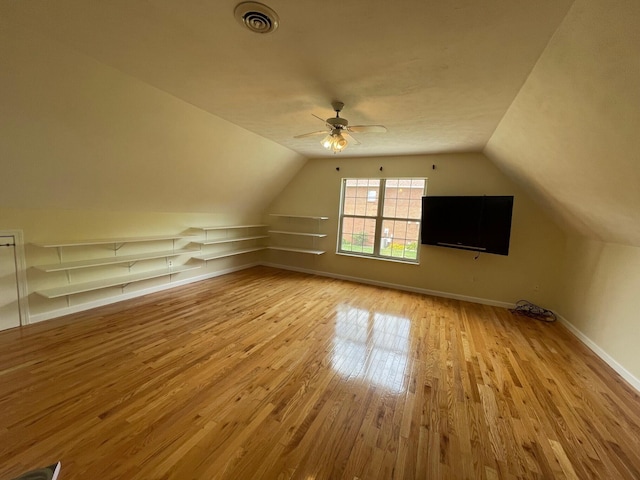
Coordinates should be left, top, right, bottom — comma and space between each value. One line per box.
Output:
354, 196, 367, 216
380, 219, 420, 260
343, 180, 379, 218
383, 179, 425, 220
382, 194, 397, 218
396, 197, 410, 218
341, 217, 376, 254
365, 195, 379, 216
408, 179, 426, 220
356, 178, 380, 188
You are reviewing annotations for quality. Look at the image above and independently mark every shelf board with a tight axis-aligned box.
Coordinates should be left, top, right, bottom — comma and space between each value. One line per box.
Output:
32, 235, 195, 248
267, 246, 325, 255
196, 235, 268, 245
34, 264, 201, 299
196, 225, 268, 231
33, 248, 198, 272
192, 247, 266, 261
269, 214, 329, 220
268, 230, 327, 238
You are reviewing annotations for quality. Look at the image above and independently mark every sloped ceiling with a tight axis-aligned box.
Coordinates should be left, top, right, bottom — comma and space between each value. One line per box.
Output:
485, 0, 640, 246
2, 0, 638, 245
1, 0, 572, 158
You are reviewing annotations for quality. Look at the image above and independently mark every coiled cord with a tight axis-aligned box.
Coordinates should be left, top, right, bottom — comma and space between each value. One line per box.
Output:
509, 300, 556, 323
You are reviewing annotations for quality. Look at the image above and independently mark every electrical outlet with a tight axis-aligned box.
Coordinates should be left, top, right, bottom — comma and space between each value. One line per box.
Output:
168, 260, 174, 268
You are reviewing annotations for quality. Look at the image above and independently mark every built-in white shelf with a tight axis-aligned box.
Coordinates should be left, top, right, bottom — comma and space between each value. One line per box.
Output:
269, 214, 329, 220
34, 248, 198, 272
196, 235, 269, 246
32, 235, 194, 248
32, 233, 200, 303
192, 247, 266, 262
196, 225, 268, 231
268, 214, 328, 255
267, 246, 325, 255
268, 231, 327, 238
193, 224, 268, 260
35, 264, 200, 299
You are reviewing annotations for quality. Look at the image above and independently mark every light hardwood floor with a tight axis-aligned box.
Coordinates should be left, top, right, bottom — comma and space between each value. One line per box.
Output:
1, 266, 640, 479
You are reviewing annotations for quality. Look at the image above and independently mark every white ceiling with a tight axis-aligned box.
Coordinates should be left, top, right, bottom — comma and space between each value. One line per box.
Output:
4, 0, 640, 246
3, 0, 574, 158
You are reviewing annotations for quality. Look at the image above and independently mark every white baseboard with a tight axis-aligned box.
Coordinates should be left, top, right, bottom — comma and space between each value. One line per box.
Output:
260, 262, 516, 309
28, 263, 259, 324
556, 314, 640, 393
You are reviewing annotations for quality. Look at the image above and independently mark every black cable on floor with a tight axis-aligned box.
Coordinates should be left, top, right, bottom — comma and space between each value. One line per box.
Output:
509, 300, 557, 323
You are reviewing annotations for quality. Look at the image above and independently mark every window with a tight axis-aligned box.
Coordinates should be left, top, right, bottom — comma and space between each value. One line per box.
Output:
338, 178, 426, 262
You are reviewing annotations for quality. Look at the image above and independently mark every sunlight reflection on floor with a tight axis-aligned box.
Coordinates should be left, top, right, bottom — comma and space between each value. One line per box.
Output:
332, 304, 411, 394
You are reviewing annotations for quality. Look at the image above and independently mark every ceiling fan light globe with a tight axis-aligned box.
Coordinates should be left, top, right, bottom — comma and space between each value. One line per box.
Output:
321, 134, 333, 149
332, 134, 348, 152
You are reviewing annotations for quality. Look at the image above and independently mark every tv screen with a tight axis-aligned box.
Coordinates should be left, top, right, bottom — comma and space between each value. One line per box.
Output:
421, 196, 514, 255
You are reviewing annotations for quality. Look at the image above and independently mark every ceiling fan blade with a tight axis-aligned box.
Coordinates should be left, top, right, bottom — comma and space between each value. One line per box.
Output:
311, 113, 328, 123
347, 125, 387, 133
294, 130, 329, 139
343, 132, 361, 145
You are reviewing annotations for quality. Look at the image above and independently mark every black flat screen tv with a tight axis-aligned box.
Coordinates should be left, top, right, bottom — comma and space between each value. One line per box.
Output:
421, 196, 514, 256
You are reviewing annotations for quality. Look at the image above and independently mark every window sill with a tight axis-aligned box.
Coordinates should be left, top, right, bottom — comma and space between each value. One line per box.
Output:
336, 251, 420, 265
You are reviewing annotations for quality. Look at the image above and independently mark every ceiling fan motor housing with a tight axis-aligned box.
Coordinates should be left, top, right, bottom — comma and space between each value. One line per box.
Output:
327, 117, 348, 128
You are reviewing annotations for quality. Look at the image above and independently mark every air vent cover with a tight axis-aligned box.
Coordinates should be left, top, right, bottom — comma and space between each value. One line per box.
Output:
234, 2, 279, 34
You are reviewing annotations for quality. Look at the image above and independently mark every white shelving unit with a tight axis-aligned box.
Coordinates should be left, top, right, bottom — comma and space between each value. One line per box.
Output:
33, 234, 199, 300
36, 265, 200, 299
32, 235, 190, 249
34, 248, 197, 272
269, 215, 329, 220
192, 225, 268, 262
268, 214, 328, 255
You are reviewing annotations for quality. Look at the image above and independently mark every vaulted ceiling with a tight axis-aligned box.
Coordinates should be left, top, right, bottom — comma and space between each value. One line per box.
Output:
486, 0, 640, 246
1, 0, 574, 156
2, 0, 639, 245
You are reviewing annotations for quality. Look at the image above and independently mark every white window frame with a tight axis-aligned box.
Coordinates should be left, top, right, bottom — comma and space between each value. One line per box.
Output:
337, 178, 426, 263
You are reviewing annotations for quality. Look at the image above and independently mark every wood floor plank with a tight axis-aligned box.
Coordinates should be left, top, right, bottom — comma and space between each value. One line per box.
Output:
1, 266, 640, 479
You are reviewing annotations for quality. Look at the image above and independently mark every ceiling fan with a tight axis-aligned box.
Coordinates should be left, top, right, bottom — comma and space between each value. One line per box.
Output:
294, 101, 387, 153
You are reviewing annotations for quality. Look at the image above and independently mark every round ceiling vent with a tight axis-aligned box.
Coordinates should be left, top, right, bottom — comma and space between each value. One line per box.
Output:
234, 2, 279, 34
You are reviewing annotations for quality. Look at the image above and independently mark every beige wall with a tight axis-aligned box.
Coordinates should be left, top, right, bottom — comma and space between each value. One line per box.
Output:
266, 153, 566, 307
3, 207, 267, 319
559, 237, 640, 383
0, 21, 306, 215
0, 22, 306, 321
